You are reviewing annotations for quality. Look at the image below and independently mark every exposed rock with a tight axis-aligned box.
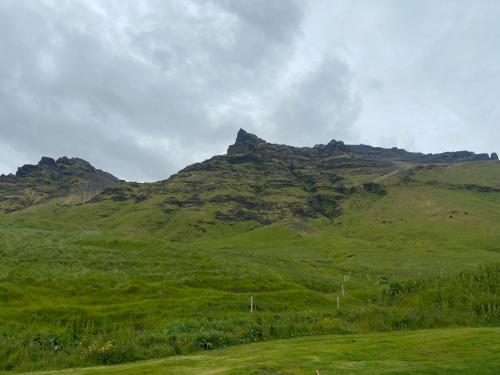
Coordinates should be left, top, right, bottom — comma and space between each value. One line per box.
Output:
458, 184, 500, 193
226, 129, 491, 166
164, 194, 205, 207
134, 194, 148, 203
491, 153, 499, 160
363, 182, 387, 195
227, 128, 266, 154
38, 157, 57, 167
307, 194, 342, 218
325, 139, 347, 152
2, 156, 121, 213
16, 164, 38, 177
111, 194, 129, 202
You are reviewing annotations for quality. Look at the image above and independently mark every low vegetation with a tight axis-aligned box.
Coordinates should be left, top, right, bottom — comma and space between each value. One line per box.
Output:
1, 133, 500, 372
19, 328, 500, 374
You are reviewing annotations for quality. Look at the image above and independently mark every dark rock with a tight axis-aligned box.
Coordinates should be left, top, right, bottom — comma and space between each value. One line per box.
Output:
215, 207, 272, 224
459, 184, 500, 193
227, 129, 266, 154
134, 194, 148, 203
3, 156, 121, 212
16, 164, 38, 177
164, 195, 204, 207
38, 157, 56, 167
227, 153, 261, 164
308, 194, 342, 218
363, 182, 387, 195
111, 194, 129, 202
56, 156, 71, 165
326, 139, 347, 152
491, 153, 499, 160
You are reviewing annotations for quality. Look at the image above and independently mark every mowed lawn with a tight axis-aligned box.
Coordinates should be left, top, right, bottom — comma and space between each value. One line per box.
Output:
26, 328, 500, 375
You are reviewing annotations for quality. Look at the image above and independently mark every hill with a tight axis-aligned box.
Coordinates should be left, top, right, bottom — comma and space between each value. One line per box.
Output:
1, 130, 500, 372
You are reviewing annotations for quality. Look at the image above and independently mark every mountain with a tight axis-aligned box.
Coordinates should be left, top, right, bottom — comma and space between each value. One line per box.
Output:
11, 128, 496, 237
1, 130, 500, 372
0, 156, 121, 213
1, 129, 499, 238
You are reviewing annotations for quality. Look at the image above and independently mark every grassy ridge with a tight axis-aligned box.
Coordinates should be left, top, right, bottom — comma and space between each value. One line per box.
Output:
23, 328, 500, 374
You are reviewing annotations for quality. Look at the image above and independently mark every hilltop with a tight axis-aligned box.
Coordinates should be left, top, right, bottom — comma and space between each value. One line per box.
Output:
0, 156, 120, 213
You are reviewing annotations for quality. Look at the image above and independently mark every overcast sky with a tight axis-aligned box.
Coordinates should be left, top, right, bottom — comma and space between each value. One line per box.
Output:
1, 0, 499, 181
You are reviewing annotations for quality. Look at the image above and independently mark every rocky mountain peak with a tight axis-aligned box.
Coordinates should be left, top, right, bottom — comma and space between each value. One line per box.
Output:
2, 156, 121, 213
227, 129, 266, 154
15, 156, 97, 177
38, 156, 57, 167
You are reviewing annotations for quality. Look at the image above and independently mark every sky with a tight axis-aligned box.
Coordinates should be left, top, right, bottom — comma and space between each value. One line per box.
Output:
1, 0, 500, 181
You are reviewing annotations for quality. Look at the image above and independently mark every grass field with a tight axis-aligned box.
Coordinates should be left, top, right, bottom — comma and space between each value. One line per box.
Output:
23, 328, 500, 374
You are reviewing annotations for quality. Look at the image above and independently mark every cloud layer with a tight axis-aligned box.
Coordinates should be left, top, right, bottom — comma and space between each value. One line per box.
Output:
1, 0, 499, 181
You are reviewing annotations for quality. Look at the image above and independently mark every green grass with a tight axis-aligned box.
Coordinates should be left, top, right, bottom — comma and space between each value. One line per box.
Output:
1, 162, 500, 372
22, 328, 500, 374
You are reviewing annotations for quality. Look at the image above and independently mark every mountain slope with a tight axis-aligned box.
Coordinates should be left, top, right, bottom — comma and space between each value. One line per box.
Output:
7, 129, 499, 240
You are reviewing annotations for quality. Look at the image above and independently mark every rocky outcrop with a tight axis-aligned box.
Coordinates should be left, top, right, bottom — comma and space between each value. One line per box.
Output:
227, 128, 267, 155
226, 129, 491, 165
491, 153, 499, 161
1, 156, 121, 213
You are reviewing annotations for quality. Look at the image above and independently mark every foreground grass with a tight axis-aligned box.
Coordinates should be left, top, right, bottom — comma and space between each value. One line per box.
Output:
26, 328, 500, 374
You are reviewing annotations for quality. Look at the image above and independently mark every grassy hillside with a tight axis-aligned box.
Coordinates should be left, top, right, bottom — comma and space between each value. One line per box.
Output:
2, 175, 500, 371
1, 133, 500, 372
21, 328, 500, 374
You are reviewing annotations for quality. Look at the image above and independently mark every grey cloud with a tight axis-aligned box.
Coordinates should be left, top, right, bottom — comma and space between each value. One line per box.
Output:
1, 0, 499, 181
0, 0, 306, 181
270, 57, 360, 146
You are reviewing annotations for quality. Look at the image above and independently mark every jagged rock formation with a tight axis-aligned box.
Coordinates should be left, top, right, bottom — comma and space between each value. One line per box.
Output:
227, 129, 267, 154
227, 128, 493, 164
0, 157, 121, 212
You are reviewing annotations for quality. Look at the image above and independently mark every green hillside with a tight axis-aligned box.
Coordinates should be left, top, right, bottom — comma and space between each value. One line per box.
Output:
1, 130, 500, 372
